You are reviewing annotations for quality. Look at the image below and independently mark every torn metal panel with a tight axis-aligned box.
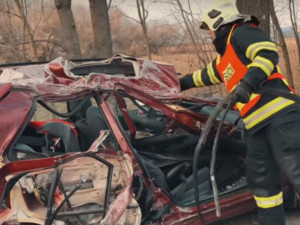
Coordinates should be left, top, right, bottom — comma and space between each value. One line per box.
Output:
0, 55, 181, 99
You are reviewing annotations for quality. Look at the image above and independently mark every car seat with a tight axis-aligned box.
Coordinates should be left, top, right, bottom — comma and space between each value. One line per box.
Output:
40, 121, 81, 152
75, 106, 108, 150
67, 98, 92, 122
141, 156, 211, 204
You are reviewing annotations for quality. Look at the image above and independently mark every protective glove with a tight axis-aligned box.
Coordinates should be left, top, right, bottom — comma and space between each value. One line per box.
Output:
179, 75, 195, 91
233, 81, 253, 104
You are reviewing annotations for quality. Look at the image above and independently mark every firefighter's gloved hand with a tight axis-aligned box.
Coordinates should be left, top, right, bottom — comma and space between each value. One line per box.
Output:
179, 75, 195, 91
233, 82, 253, 104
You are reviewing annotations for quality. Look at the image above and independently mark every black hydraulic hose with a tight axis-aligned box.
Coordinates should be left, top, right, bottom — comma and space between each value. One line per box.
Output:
136, 175, 144, 201
210, 98, 232, 217
192, 92, 234, 224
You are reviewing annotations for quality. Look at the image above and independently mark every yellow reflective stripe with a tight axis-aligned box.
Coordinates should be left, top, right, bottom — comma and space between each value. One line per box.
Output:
216, 55, 221, 65
192, 70, 205, 87
250, 93, 260, 100
236, 94, 259, 110
207, 62, 220, 84
276, 65, 282, 73
227, 26, 235, 45
246, 42, 278, 61
229, 83, 238, 93
254, 192, 283, 209
282, 79, 290, 87
236, 102, 244, 110
247, 61, 270, 75
272, 66, 290, 87
192, 71, 199, 86
247, 56, 274, 76
244, 97, 295, 129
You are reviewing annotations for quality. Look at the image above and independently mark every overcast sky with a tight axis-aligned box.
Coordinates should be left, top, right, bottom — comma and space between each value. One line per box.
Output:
72, 0, 296, 27
112, 0, 205, 22
73, 0, 207, 24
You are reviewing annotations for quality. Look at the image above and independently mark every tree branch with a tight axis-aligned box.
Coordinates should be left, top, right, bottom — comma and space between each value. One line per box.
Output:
1, 39, 68, 52
115, 6, 141, 24
1, 10, 22, 18
107, 0, 113, 10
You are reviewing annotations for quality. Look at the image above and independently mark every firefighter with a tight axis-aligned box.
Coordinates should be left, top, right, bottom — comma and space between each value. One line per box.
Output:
180, 0, 300, 224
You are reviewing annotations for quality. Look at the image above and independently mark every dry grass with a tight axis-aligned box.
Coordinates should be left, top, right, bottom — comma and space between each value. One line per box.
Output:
151, 38, 300, 98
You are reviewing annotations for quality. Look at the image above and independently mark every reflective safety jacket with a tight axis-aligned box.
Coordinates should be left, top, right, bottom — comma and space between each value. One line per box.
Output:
189, 23, 297, 131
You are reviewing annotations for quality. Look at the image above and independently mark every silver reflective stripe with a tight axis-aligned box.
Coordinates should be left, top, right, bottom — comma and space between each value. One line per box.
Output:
249, 45, 277, 61
244, 98, 290, 127
207, 62, 219, 84
255, 198, 283, 207
253, 57, 273, 75
254, 192, 283, 208
193, 70, 204, 86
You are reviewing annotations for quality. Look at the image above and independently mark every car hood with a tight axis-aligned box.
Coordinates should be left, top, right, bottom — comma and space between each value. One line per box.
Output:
0, 55, 181, 99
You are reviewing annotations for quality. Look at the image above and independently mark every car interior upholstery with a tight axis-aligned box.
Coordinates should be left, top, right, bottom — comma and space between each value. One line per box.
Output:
9, 94, 248, 208
116, 96, 248, 207
9, 97, 113, 161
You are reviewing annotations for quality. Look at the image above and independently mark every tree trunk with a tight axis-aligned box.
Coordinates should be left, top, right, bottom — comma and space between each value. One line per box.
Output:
288, 0, 300, 66
237, 0, 270, 36
54, 0, 81, 59
14, 0, 38, 61
136, 0, 152, 60
270, 0, 294, 88
89, 0, 113, 58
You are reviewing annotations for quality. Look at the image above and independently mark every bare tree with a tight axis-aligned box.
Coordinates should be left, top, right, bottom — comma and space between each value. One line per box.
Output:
0, 1, 21, 62
89, 0, 113, 58
0, 0, 60, 62
288, 0, 300, 65
175, 0, 207, 66
237, 0, 271, 36
14, 0, 38, 61
270, 0, 294, 87
54, 0, 81, 59
180, 0, 225, 96
136, 0, 152, 60
148, 22, 181, 54
164, 0, 225, 97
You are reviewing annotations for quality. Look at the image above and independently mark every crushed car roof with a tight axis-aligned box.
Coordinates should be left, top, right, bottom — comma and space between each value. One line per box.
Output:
0, 55, 181, 99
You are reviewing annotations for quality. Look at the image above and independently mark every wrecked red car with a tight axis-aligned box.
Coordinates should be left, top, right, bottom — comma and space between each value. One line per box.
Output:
0, 55, 298, 225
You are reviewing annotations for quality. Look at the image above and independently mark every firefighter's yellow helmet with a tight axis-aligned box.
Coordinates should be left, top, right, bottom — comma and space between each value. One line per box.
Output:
200, 0, 251, 31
